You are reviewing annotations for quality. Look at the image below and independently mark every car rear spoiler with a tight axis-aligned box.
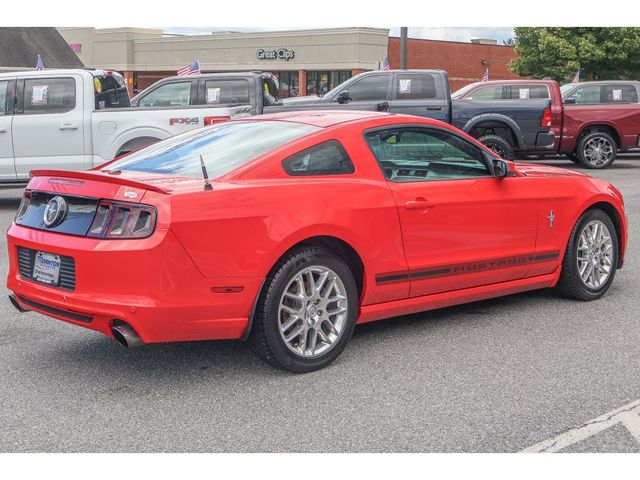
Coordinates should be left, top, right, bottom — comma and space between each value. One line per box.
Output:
29, 170, 169, 194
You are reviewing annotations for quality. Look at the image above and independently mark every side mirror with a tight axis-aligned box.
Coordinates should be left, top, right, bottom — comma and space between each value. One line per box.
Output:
377, 101, 390, 112
564, 97, 576, 104
336, 91, 351, 104
493, 159, 509, 178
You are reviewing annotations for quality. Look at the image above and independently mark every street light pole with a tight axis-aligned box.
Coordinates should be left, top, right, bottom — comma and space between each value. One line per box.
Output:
400, 27, 408, 70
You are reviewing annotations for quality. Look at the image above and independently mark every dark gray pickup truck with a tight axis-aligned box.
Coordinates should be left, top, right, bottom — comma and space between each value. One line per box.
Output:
131, 70, 554, 159
268, 69, 555, 159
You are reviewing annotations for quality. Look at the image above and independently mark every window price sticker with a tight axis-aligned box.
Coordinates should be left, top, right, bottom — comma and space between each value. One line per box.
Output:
206, 87, 221, 104
612, 89, 623, 101
519, 88, 530, 99
399, 79, 412, 94
31, 85, 49, 105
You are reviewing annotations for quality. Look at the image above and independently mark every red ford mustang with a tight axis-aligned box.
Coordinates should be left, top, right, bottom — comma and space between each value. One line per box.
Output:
6, 111, 627, 372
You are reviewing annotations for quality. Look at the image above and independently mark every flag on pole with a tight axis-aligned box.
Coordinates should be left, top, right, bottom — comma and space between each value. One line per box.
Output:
572, 69, 581, 83
382, 58, 390, 71
481, 68, 489, 82
35, 54, 45, 71
177, 61, 201, 76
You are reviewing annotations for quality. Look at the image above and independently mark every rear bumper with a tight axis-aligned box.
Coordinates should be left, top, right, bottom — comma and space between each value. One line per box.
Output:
6, 224, 262, 343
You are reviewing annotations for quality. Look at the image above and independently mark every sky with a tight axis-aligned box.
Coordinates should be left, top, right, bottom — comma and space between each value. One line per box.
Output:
162, 27, 516, 44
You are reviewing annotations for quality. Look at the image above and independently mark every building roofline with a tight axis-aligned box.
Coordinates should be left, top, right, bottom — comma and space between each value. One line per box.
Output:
389, 36, 513, 48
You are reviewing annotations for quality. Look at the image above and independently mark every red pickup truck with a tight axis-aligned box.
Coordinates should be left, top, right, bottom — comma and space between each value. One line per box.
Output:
452, 79, 640, 168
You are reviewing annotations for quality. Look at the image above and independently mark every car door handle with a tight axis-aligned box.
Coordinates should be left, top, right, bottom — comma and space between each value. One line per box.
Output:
427, 106, 442, 110
405, 198, 435, 210
59, 123, 79, 131
0, 128, 6, 133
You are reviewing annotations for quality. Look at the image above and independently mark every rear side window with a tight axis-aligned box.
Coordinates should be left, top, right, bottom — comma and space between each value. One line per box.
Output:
396, 74, 437, 99
283, 140, 355, 176
204, 79, 250, 104
0, 81, 7, 115
138, 81, 192, 108
94, 75, 130, 109
507, 85, 549, 99
345, 75, 390, 101
603, 84, 638, 103
464, 85, 503, 101
23, 77, 75, 114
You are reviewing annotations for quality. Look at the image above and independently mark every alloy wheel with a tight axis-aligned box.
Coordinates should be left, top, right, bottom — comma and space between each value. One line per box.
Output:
583, 136, 614, 167
278, 266, 348, 358
576, 220, 614, 290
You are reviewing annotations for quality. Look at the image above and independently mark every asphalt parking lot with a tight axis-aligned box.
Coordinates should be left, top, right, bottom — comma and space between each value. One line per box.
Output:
1, 154, 639, 453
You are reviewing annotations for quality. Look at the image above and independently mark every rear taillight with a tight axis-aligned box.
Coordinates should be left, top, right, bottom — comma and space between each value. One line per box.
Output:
541, 107, 552, 128
88, 201, 157, 239
204, 116, 231, 126
14, 191, 32, 222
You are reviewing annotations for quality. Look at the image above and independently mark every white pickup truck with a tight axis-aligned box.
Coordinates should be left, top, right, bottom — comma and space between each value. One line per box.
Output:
0, 69, 251, 186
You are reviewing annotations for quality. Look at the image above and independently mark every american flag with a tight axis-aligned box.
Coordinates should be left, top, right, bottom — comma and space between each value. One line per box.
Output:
382, 57, 390, 70
177, 61, 201, 76
572, 69, 580, 83
481, 68, 489, 82
35, 54, 45, 71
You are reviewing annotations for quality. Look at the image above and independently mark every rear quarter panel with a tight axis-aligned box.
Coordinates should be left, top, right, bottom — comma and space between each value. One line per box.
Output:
168, 124, 410, 306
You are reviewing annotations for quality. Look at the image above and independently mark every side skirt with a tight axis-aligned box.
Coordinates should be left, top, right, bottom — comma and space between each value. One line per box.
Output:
357, 269, 561, 324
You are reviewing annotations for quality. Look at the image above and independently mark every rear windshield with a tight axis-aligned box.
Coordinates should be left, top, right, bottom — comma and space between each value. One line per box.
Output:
106, 121, 320, 177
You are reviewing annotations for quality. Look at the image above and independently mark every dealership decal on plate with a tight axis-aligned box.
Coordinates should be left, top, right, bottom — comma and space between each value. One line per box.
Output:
33, 251, 61, 285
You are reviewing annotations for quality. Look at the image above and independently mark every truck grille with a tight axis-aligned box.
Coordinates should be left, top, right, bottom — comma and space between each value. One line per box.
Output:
17, 246, 76, 291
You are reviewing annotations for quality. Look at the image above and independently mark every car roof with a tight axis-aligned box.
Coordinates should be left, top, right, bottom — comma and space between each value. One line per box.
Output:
468, 79, 557, 86
564, 80, 640, 87
250, 110, 398, 128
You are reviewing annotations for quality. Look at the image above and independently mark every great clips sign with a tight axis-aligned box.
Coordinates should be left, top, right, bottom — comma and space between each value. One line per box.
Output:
256, 48, 295, 61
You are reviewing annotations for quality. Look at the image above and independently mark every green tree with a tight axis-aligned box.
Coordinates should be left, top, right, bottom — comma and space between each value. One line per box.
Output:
509, 27, 640, 82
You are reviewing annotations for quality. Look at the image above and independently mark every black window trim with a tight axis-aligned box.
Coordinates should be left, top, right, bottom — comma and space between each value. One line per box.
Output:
16, 76, 77, 116
362, 123, 495, 183
282, 139, 356, 177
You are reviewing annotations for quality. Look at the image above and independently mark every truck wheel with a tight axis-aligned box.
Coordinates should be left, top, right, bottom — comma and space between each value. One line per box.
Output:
577, 132, 617, 169
477, 135, 514, 160
250, 247, 358, 373
554, 209, 618, 301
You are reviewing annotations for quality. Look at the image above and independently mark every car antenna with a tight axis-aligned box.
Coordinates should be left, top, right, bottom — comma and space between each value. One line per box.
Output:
200, 155, 213, 191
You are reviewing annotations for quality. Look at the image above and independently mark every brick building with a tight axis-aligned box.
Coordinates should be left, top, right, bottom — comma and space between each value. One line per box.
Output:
388, 37, 521, 92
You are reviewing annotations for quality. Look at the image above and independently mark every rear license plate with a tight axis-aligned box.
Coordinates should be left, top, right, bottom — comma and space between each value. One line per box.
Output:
33, 251, 61, 286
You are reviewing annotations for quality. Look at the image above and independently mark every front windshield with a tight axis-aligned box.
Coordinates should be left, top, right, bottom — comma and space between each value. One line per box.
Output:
106, 121, 319, 177
451, 83, 478, 99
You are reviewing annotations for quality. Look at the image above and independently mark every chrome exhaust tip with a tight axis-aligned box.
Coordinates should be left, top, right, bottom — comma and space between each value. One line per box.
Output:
111, 322, 143, 348
8, 294, 29, 313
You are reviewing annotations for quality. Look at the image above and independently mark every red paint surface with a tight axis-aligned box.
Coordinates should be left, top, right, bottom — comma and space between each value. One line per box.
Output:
6, 111, 627, 344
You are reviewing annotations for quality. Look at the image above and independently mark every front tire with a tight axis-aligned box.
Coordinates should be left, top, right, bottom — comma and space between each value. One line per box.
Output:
250, 247, 358, 372
477, 134, 514, 160
577, 132, 617, 169
555, 209, 618, 301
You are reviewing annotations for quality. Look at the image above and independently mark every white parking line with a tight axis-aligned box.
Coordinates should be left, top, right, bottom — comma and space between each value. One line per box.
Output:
521, 399, 640, 452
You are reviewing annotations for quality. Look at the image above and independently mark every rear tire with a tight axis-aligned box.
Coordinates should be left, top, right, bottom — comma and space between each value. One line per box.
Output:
477, 134, 514, 160
555, 209, 618, 301
250, 247, 358, 373
577, 132, 617, 169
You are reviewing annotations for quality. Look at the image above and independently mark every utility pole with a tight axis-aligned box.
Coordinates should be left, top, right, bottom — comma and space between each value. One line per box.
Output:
400, 27, 408, 70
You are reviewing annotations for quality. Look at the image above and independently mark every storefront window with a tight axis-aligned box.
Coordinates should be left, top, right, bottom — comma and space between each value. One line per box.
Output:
278, 71, 299, 98
306, 71, 351, 97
